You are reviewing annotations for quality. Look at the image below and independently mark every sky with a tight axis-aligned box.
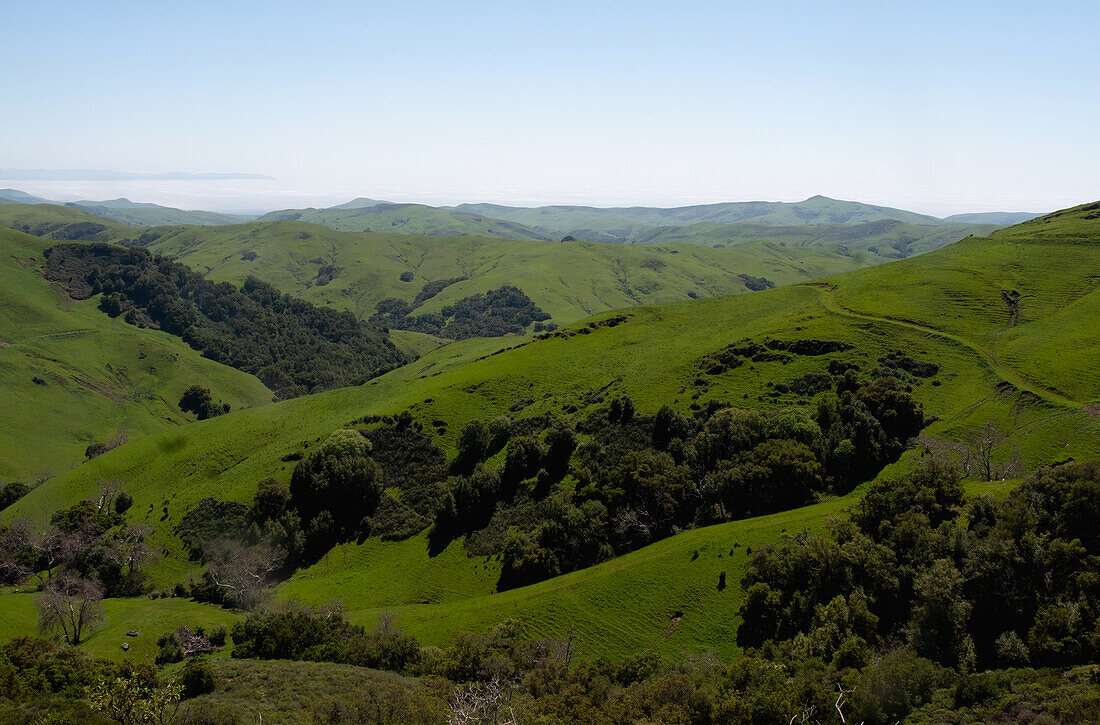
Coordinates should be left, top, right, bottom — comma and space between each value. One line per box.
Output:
2, 0, 1099, 216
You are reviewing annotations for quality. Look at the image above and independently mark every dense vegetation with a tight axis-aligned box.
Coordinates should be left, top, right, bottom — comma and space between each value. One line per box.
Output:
435, 369, 924, 590
43, 243, 407, 398
166, 363, 925, 605
371, 282, 553, 339
11, 464, 1096, 723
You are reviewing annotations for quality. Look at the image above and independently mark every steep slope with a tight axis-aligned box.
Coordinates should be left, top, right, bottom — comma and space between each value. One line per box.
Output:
0, 228, 273, 482
256, 202, 553, 240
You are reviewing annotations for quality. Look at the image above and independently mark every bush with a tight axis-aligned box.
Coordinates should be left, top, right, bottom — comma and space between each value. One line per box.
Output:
207, 625, 227, 647
178, 657, 218, 699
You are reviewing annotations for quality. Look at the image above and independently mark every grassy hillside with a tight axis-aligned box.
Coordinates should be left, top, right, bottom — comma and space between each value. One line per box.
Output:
630, 218, 996, 256
256, 202, 552, 240
0, 189, 50, 204
67, 200, 250, 226
0, 192, 249, 226
114, 220, 890, 325
0, 204, 897, 332
0, 227, 273, 483
3, 204, 1099, 661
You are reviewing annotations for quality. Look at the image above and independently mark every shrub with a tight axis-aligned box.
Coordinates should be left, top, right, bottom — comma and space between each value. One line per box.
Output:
178, 657, 218, 699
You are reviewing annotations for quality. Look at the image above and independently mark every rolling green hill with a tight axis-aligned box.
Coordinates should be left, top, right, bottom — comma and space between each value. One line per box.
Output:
0, 189, 51, 204
256, 202, 553, 240
0, 202, 899, 328
628, 218, 997, 256
0, 189, 250, 226
66, 199, 250, 226
451, 195, 944, 240
129, 220, 891, 326
4, 203, 1099, 662
0, 227, 273, 483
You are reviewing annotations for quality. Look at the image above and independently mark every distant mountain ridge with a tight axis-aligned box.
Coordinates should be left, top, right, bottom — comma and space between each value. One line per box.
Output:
0, 189, 249, 226
450, 195, 943, 240
943, 211, 1043, 225
0, 188, 1043, 247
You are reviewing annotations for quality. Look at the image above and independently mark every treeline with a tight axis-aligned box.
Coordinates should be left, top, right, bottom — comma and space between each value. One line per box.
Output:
371, 282, 553, 339
43, 243, 407, 398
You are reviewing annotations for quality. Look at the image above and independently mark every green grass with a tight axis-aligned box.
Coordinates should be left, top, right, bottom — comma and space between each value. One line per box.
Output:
0, 228, 273, 483
0, 203, 977, 330
117, 220, 889, 327
630, 219, 997, 255
3, 203, 1100, 661
186, 658, 439, 724
256, 201, 553, 240
0, 592, 237, 664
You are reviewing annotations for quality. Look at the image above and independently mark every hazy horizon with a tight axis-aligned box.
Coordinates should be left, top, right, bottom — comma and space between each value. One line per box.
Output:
0, 175, 1063, 218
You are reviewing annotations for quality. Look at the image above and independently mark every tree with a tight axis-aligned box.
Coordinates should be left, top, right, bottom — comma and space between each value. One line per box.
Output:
290, 429, 382, 547
198, 539, 282, 610
959, 421, 1018, 482
0, 480, 30, 510
37, 573, 104, 645
89, 675, 182, 725
453, 419, 490, 474
0, 518, 36, 585
178, 385, 230, 420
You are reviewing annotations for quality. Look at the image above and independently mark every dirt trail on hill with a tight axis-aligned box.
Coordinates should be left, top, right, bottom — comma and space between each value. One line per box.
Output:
812, 286, 1080, 408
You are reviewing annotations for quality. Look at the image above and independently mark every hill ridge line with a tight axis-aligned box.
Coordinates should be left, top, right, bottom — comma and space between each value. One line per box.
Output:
815, 286, 1081, 407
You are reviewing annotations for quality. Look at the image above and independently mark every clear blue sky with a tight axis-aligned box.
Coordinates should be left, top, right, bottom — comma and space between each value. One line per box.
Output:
2, 0, 1098, 214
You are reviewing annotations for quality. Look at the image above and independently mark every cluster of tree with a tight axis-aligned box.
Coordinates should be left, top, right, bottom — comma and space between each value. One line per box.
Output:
0, 635, 219, 723
1, 484, 149, 650
176, 415, 458, 608
230, 609, 421, 673
740, 461, 1100, 669
371, 283, 551, 339
434, 372, 924, 591
178, 426, 411, 609
0, 480, 30, 510
177, 385, 229, 420
43, 243, 407, 398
